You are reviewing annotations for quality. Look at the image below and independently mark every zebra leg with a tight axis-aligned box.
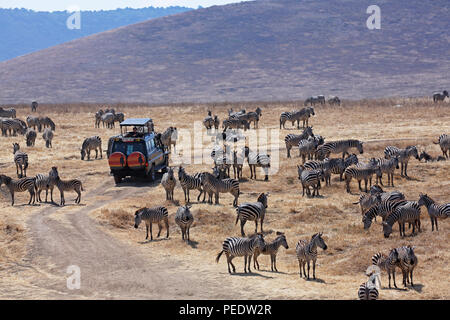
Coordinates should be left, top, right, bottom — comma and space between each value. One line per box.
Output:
150, 223, 153, 240
404, 162, 408, 177
254, 220, 258, 234
145, 224, 149, 240
60, 190, 65, 206
303, 262, 307, 278
298, 260, 302, 278
273, 254, 278, 272
248, 255, 252, 273
244, 256, 248, 273
229, 256, 236, 273
358, 180, 362, 192
240, 220, 246, 237
156, 222, 162, 238
76, 189, 81, 204
410, 270, 414, 287
197, 189, 203, 202
10, 191, 14, 206
165, 218, 169, 238
253, 252, 259, 270
313, 260, 316, 279
435, 217, 438, 231
307, 261, 310, 279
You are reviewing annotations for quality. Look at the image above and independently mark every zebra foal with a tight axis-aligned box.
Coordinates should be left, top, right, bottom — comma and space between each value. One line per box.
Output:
253, 231, 288, 272
296, 232, 327, 280
49, 167, 84, 206
13, 143, 28, 178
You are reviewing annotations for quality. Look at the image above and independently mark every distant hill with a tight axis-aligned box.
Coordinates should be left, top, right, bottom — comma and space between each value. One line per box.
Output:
0, 0, 449, 104
0, 7, 192, 62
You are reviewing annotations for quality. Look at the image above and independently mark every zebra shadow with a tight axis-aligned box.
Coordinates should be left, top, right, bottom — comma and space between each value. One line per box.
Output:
138, 237, 170, 244
382, 286, 408, 292
409, 283, 424, 293
257, 269, 289, 275
403, 176, 422, 182
229, 272, 274, 279
303, 277, 326, 284
187, 240, 199, 248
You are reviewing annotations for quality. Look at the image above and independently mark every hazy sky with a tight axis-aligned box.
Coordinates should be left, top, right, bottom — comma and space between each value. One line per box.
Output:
0, 0, 250, 11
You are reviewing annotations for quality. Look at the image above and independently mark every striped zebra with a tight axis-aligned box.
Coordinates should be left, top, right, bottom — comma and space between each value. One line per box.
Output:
211, 145, 232, 178
228, 108, 246, 118
34, 171, 57, 203
49, 167, 84, 206
296, 232, 327, 279
362, 199, 410, 230
432, 90, 449, 102
298, 136, 321, 163
382, 202, 421, 238
134, 206, 169, 241
317, 139, 364, 159
397, 245, 418, 288
372, 248, 400, 289
328, 96, 341, 106
1, 119, 27, 136
175, 205, 194, 242
344, 164, 381, 194
81, 136, 102, 160
104, 108, 115, 115
95, 110, 104, 128
42, 128, 53, 148
161, 167, 176, 201
31, 101, 38, 112
279, 108, 312, 129
304, 159, 332, 185
300, 107, 315, 128
418, 193, 449, 231
358, 266, 381, 300
26, 115, 42, 132
101, 112, 115, 129
356, 190, 405, 216
201, 169, 239, 207
0, 175, 36, 206
369, 156, 399, 186
13, 143, 28, 178
203, 116, 214, 130
235, 193, 269, 236
25, 128, 37, 147
297, 165, 323, 197
216, 233, 265, 274
433, 134, 449, 158
284, 126, 313, 158
160, 126, 176, 151
0, 107, 16, 118
326, 154, 359, 181
222, 118, 249, 131
253, 231, 288, 272
114, 112, 125, 124
39, 116, 56, 131
384, 145, 419, 177
244, 147, 271, 181
177, 166, 204, 203
246, 107, 262, 128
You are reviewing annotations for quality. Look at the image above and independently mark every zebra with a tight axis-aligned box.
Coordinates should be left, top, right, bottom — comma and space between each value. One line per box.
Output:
304, 97, 319, 106
384, 145, 419, 177
356, 190, 405, 216
81, 136, 102, 160
114, 112, 125, 124
244, 147, 271, 181
31, 101, 38, 112
49, 167, 84, 206
372, 248, 400, 289
358, 266, 381, 300
0, 107, 16, 118
317, 139, 364, 159
296, 232, 327, 280
161, 167, 176, 201
211, 144, 232, 178
95, 110, 104, 128
1, 119, 27, 136
298, 136, 321, 163
279, 108, 312, 129
418, 151, 446, 162
200, 169, 239, 207
160, 127, 177, 152
134, 206, 169, 241
382, 202, 421, 238
326, 154, 359, 180
228, 108, 246, 118
203, 116, 214, 130
0, 174, 36, 206
300, 107, 315, 128
362, 199, 410, 229
433, 134, 449, 158
13, 143, 28, 178
284, 126, 313, 158
39, 116, 56, 131
34, 171, 57, 203
101, 112, 115, 129
253, 231, 288, 272
344, 164, 381, 194
235, 193, 269, 236
245, 107, 262, 128
369, 156, 399, 186
304, 159, 332, 186
26, 115, 42, 132
432, 90, 449, 102
417, 193, 449, 231
25, 128, 37, 147
42, 128, 53, 148
396, 245, 418, 288
175, 205, 194, 242
222, 118, 249, 131
328, 96, 341, 106
297, 165, 323, 197
216, 233, 265, 274
104, 108, 115, 115
177, 166, 204, 203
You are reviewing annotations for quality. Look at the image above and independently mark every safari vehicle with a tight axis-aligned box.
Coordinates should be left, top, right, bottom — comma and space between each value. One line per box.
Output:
107, 118, 169, 184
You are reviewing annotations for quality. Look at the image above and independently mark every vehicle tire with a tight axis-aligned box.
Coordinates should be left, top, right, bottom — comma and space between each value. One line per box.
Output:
114, 174, 122, 184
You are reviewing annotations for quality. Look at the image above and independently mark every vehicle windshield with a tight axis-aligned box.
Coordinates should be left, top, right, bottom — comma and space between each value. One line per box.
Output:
112, 141, 146, 156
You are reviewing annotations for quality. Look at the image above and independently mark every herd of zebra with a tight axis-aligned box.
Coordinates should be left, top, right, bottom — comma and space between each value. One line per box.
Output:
95, 108, 125, 129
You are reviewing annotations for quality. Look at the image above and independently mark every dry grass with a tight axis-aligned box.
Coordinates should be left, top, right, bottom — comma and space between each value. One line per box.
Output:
0, 97, 449, 299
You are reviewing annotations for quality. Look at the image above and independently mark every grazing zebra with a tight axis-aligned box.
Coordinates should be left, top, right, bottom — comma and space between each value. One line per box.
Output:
419, 151, 446, 162
369, 156, 399, 186
203, 116, 214, 130
26, 115, 42, 132
358, 266, 381, 300
397, 245, 418, 287
384, 146, 419, 177
101, 112, 115, 129
39, 116, 56, 131
25, 128, 37, 147
31, 101, 38, 112
178, 166, 204, 203
344, 164, 381, 193
356, 190, 405, 216
1, 119, 27, 136
0, 107, 16, 118
362, 199, 410, 229
325, 154, 359, 181
304, 96, 320, 106
49, 167, 84, 206
296, 232, 327, 280
34, 171, 57, 203
382, 202, 421, 238
114, 112, 125, 124
244, 147, 271, 181
298, 136, 321, 163
0, 175, 36, 206
328, 96, 341, 106
95, 110, 104, 128
134, 206, 169, 241
253, 231, 288, 272
161, 167, 176, 201
235, 193, 269, 236
433, 134, 449, 158
175, 205, 194, 242
432, 90, 449, 102
222, 118, 249, 131
216, 233, 265, 274
201, 169, 239, 207
13, 143, 28, 178
81, 136, 102, 160
317, 139, 364, 159
304, 159, 332, 186
42, 128, 53, 148
372, 248, 400, 289
284, 126, 313, 158
297, 165, 323, 197
418, 193, 449, 231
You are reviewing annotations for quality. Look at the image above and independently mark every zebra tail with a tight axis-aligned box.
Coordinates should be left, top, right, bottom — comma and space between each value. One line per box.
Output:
352, 201, 360, 205
216, 250, 224, 263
